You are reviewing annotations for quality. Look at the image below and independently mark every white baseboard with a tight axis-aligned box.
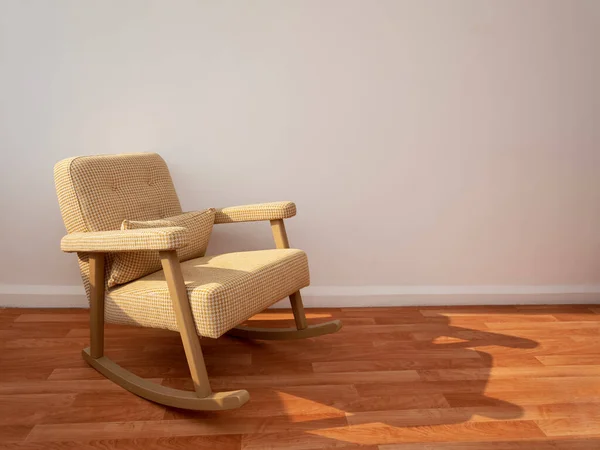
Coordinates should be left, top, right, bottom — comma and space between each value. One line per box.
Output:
1, 284, 599, 308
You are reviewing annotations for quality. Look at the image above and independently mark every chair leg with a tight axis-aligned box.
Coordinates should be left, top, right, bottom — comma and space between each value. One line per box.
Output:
270, 219, 314, 331
289, 291, 308, 330
88, 253, 105, 359
159, 250, 249, 408
81, 250, 249, 411
159, 251, 211, 397
227, 220, 343, 341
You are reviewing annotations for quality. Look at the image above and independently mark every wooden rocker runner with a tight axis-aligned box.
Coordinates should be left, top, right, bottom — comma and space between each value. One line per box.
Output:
55, 153, 342, 410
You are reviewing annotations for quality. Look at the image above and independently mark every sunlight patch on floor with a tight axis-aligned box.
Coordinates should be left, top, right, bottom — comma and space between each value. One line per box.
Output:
275, 391, 347, 419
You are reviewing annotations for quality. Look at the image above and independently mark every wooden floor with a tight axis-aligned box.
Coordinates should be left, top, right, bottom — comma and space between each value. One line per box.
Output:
1, 305, 600, 449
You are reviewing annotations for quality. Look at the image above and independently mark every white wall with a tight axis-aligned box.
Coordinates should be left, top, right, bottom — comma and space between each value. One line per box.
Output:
1, 0, 600, 307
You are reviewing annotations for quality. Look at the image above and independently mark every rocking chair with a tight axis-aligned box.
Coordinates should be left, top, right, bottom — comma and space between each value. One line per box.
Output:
54, 153, 341, 410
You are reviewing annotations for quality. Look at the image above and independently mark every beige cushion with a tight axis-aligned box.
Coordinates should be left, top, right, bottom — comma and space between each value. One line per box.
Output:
105, 249, 310, 338
54, 153, 183, 301
107, 209, 215, 288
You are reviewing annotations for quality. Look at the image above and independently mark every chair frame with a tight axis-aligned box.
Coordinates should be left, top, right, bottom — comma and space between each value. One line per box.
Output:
81, 218, 342, 410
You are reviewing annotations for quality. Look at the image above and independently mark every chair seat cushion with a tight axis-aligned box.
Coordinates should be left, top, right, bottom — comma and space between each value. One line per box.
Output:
105, 249, 310, 338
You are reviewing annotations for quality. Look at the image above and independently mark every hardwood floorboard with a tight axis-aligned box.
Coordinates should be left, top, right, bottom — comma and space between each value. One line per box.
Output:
483, 321, 600, 331
241, 421, 545, 448
209, 370, 420, 390
1, 305, 599, 448
0, 436, 243, 449
551, 313, 600, 322
536, 355, 600, 366
26, 415, 349, 442
379, 438, 600, 449
418, 365, 600, 381
0, 426, 32, 444
444, 390, 600, 407
535, 418, 600, 437
312, 358, 492, 374
348, 402, 600, 426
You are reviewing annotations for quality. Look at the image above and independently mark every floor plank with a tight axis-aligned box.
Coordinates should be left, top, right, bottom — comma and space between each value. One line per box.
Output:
379, 438, 600, 449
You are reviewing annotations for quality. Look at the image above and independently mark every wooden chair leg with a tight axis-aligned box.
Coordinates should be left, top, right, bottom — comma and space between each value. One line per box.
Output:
289, 291, 307, 330
159, 251, 212, 397
271, 220, 308, 330
159, 250, 249, 407
229, 219, 343, 340
88, 253, 105, 359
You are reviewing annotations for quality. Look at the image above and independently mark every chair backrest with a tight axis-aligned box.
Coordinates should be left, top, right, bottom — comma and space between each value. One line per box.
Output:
54, 153, 182, 300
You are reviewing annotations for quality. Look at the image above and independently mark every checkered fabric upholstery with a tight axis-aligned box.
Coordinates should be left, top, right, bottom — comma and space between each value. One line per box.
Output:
55, 153, 184, 301
54, 153, 310, 337
106, 249, 309, 338
214, 201, 296, 224
108, 209, 215, 287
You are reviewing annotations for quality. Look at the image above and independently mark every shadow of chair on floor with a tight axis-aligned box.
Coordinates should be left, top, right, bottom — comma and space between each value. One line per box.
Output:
130, 309, 600, 448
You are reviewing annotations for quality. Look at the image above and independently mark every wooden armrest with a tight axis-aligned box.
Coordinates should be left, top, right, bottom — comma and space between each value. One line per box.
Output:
60, 227, 188, 253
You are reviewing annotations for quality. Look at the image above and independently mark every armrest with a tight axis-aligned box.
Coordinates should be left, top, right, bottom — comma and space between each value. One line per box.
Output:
214, 201, 296, 224
61, 227, 188, 253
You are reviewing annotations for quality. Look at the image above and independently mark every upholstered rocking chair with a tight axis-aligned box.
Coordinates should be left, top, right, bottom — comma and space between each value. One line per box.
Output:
54, 153, 341, 411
